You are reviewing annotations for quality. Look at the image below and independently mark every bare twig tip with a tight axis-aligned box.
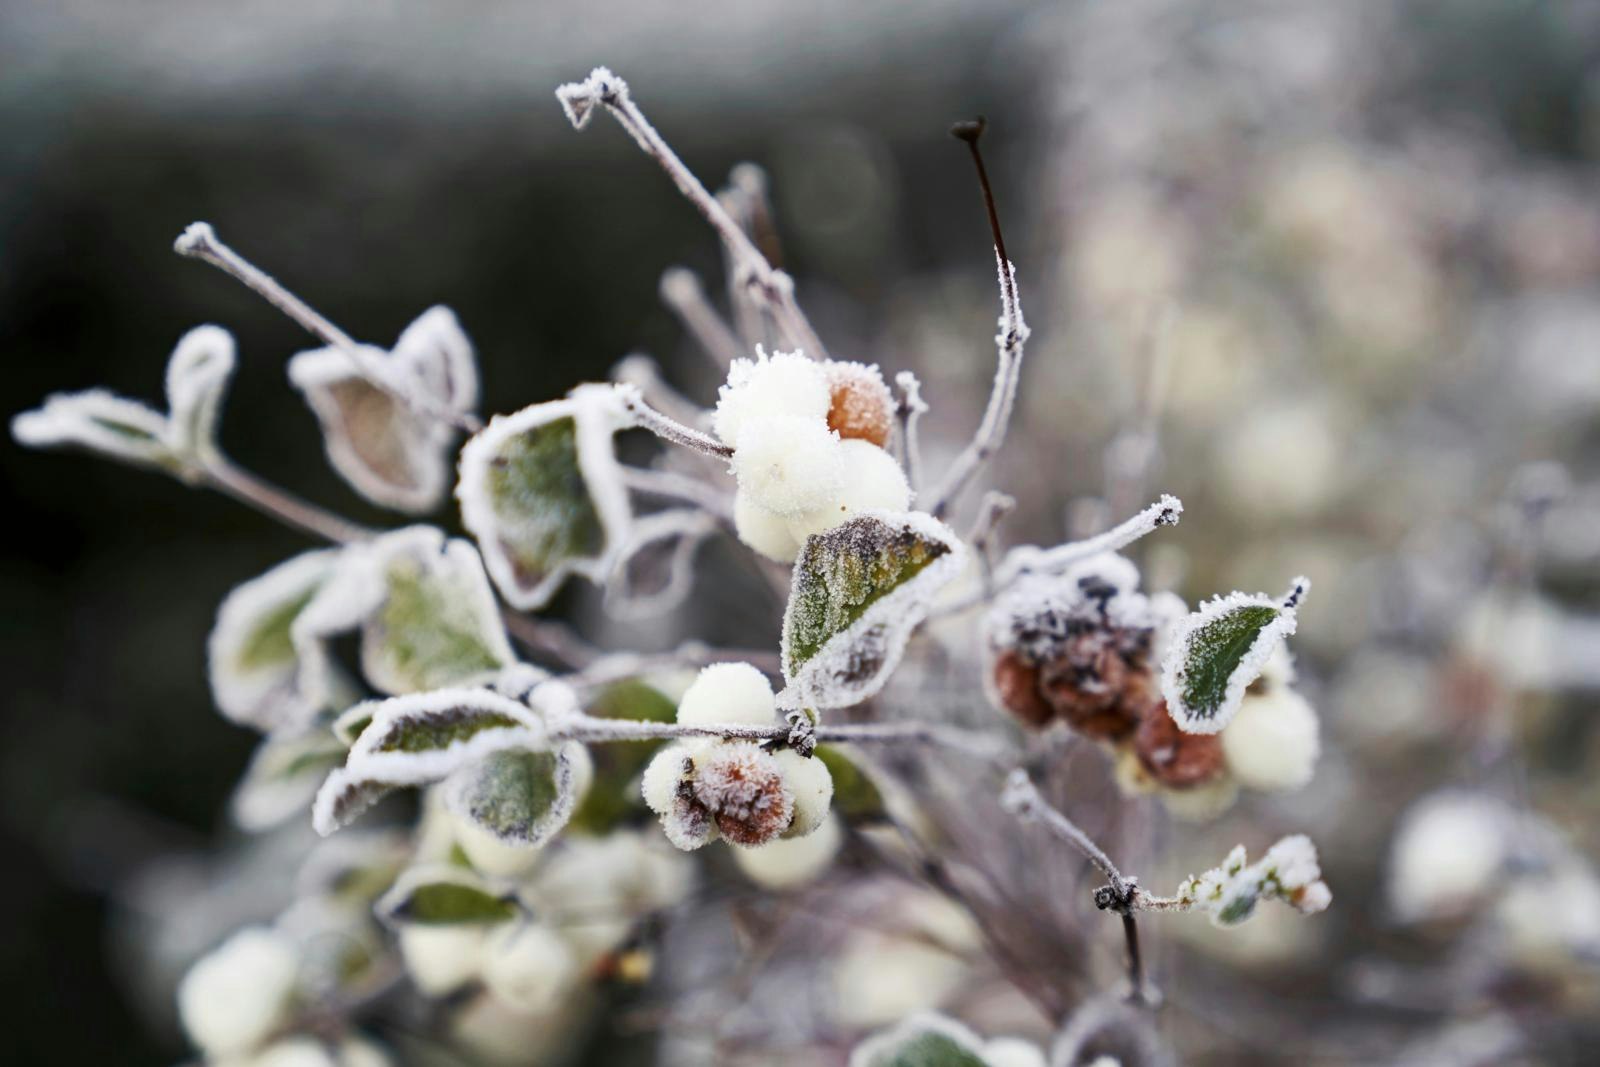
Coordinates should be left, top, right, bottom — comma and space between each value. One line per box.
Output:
174, 222, 215, 257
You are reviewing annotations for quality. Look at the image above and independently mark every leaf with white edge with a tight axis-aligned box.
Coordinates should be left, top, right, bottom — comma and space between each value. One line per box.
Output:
376, 865, 518, 926
604, 507, 717, 621
209, 549, 345, 733
288, 306, 478, 514
230, 727, 347, 832
358, 527, 517, 696
849, 1013, 996, 1067
781, 510, 966, 708
456, 384, 632, 610
1160, 578, 1310, 735
442, 741, 591, 849
163, 324, 236, 461
312, 688, 546, 836
814, 744, 888, 824
11, 389, 176, 471
332, 703, 376, 747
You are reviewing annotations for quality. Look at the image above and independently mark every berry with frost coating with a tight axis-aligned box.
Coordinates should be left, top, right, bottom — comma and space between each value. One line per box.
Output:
676, 662, 778, 727
733, 812, 844, 889
692, 742, 795, 847
177, 926, 301, 1057
734, 489, 803, 562
398, 924, 488, 997
641, 743, 717, 851
730, 414, 844, 517
1134, 701, 1226, 788
823, 360, 895, 447
773, 747, 835, 837
785, 438, 912, 544
1220, 686, 1320, 792
713, 348, 831, 449
481, 921, 578, 1013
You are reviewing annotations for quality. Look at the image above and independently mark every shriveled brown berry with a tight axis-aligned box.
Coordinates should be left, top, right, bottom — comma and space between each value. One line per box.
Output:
992, 650, 1053, 728
1134, 701, 1225, 788
691, 743, 795, 848
825, 362, 894, 446
1038, 631, 1145, 740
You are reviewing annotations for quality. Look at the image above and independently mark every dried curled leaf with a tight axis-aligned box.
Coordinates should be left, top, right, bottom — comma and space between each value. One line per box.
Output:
357, 526, 516, 697
208, 548, 344, 733
1160, 579, 1309, 735
289, 306, 478, 513
849, 1013, 1010, 1067
443, 742, 590, 850
376, 865, 518, 926
781, 511, 966, 708
604, 507, 717, 621
230, 726, 347, 832
312, 688, 547, 836
456, 385, 632, 610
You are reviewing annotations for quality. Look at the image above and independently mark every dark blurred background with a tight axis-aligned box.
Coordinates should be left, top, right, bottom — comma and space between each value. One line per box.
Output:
6, 1, 1600, 1064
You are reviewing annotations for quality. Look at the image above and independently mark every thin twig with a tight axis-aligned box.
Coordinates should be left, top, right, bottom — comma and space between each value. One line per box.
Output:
659, 268, 746, 369
556, 69, 830, 361
968, 490, 1016, 600
895, 370, 929, 498
202, 455, 377, 544
616, 384, 734, 459
173, 223, 481, 433
929, 120, 1030, 519
547, 710, 1006, 758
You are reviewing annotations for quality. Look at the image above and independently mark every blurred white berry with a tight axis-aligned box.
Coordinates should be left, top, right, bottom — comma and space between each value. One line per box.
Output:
785, 439, 911, 544
676, 662, 777, 727
733, 812, 844, 889
1388, 791, 1510, 923
177, 926, 300, 1058
982, 1038, 1048, 1067
734, 489, 803, 562
731, 414, 844, 517
481, 922, 578, 1013
249, 1037, 392, 1067
397, 924, 488, 997
1220, 687, 1321, 792
1159, 774, 1239, 822
714, 348, 830, 449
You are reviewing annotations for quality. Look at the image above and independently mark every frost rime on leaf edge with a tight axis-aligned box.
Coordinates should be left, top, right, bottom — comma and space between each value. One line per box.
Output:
1159, 579, 1309, 735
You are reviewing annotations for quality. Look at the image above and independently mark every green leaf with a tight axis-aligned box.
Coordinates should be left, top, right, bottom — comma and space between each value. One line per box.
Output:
781, 511, 965, 708
12, 389, 176, 471
377, 866, 518, 925
568, 681, 676, 834
360, 529, 516, 696
814, 744, 887, 824
849, 1015, 999, 1067
230, 727, 347, 832
1159, 579, 1308, 734
456, 386, 631, 611
313, 688, 547, 836
443, 742, 589, 848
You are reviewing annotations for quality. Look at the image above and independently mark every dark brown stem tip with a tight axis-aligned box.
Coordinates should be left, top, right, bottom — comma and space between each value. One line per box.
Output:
950, 117, 987, 144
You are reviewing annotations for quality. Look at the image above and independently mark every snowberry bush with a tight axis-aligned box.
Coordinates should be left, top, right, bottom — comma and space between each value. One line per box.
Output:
16, 67, 1338, 1067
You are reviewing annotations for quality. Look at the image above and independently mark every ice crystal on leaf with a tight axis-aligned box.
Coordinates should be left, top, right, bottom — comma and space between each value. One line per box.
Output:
1160, 578, 1309, 734
456, 384, 632, 610
781, 510, 966, 708
289, 306, 477, 513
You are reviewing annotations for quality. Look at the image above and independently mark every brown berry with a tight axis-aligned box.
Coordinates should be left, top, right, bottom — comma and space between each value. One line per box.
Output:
992, 649, 1053, 728
692, 743, 795, 847
1038, 631, 1145, 741
1134, 701, 1225, 788
825, 362, 894, 447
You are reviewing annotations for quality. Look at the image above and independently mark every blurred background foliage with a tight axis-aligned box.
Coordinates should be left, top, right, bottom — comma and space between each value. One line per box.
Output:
3, 0, 1599, 1063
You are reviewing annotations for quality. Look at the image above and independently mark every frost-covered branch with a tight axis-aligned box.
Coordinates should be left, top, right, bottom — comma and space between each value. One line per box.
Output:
556, 68, 830, 361
549, 708, 1007, 757
202, 455, 376, 544
929, 120, 1030, 519
968, 490, 1016, 598
894, 369, 928, 496
616, 384, 734, 460
174, 223, 482, 433
659, 267, 745, 369
1000, 493, 1183, 583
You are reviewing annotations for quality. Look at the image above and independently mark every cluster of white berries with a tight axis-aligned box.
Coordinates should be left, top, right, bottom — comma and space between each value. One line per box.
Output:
1175, 834, 1332, 927
641, 662, 835, 849
715, 349, 908, 562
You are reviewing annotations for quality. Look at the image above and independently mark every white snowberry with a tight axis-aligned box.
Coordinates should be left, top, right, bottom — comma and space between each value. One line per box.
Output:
1220, 686, 1321, 792
176, 926, 301, 1057
773, 747, 835, 837
397, 924, 488, 997
734, 489, 803, 562
481, 921, 579, 1013
733, 812, 844, 889
730, 414, 845, 517
676, 662, 778, 727
713, 348, 831, 449
785, 438, 912, 544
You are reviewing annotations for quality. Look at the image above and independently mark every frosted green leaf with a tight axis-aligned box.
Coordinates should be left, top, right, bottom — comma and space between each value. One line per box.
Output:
456, 385, 632, 610
1160, 578, 1309, 735
781, 510, 966, 708
289, 306, 478, 514
814, 744, 887, 824
376, 866, 518, 926
230, 727, 347, 832
567, 680, 677, 835
163, 324, 236, 462
443, 741, 590, 848
11, 389, 177, 472
358, 527, 517, 696
208, 549, 343, 733
312, 688, 546, 836
849, 1014, 998, 1067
